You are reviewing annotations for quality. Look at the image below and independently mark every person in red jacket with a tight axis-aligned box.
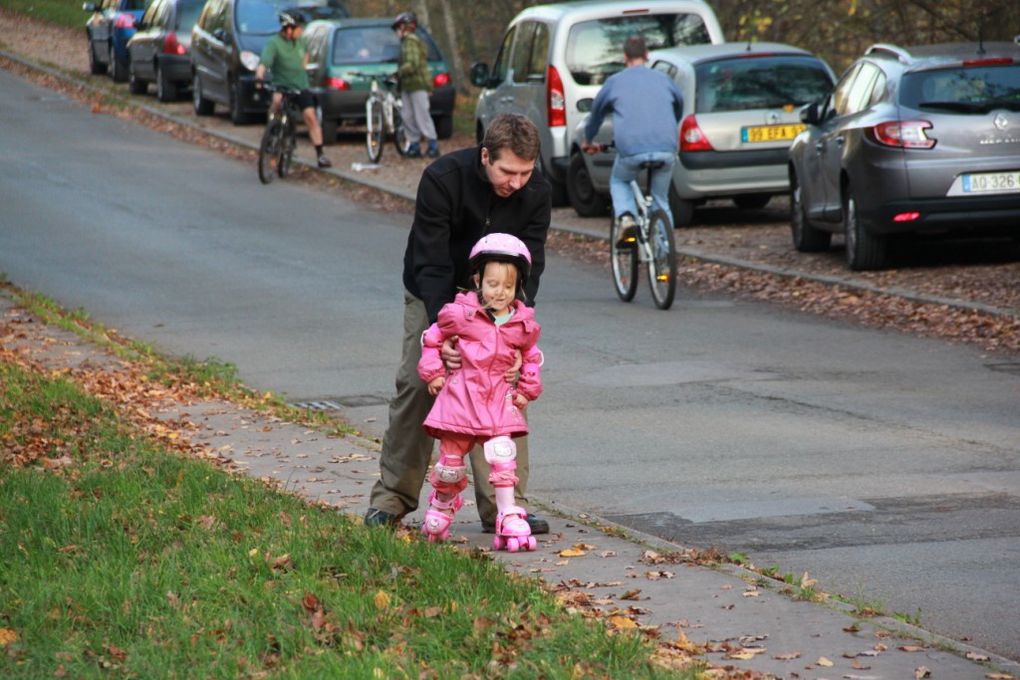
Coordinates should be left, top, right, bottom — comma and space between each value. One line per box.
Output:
417, 234, 543, 551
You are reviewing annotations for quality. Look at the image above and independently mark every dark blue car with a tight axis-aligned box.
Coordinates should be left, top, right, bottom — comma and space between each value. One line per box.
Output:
84, 0, 148, 82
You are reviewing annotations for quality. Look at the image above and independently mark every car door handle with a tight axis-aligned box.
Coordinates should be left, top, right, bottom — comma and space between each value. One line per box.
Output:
835, 136, 845, 147
499, 96, 514, 103
815, 141, 824, 152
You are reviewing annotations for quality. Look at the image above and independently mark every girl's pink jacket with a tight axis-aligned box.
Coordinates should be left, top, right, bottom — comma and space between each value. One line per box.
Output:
418, 291, 543, 439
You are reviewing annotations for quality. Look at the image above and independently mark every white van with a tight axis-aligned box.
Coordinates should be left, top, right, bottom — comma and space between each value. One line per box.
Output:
470, 0, 725, 204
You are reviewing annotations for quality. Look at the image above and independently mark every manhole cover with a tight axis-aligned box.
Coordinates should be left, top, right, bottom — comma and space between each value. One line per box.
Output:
291, 394, 390, 411
985, 363, 1020, 375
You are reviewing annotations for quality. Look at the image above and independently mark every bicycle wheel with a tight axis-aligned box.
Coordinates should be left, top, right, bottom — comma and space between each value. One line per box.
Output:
392, 104, 410, 157
278, 121, 296, 178
609, 215, 639, 302
645, 209, 677, 310
366, 97, 384, 163
257, 119, 280, 185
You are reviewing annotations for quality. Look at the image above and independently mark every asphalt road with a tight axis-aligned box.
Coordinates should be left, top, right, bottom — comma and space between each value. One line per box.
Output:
3, 69, 1019, 659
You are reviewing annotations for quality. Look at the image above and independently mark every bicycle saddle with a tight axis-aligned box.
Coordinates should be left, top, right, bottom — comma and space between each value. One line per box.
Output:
639, 160, 666, 170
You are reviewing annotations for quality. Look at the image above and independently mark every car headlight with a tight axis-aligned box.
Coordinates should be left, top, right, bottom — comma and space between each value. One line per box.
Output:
240, 51, 260, 72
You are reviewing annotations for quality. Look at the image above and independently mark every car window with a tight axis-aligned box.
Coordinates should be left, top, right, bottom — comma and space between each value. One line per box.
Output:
695, 55, 833, 113
200, 0, 228, 32
175, 0, 204, 31
901, 63, 1020, 112
844, 61, 881, 115
511, 21, 536, 83
526, 22, 549, 81
867, 71, 888, 107
651, 59, 677, 80
155, 0, 172, 26
140, 0, 161, 27
330, 26, 440, 65
121, 0, 147, 11
831, 63, 862, 116
565, 13, 711, 85
236, 0, 334, 34
490, 26, 515, 84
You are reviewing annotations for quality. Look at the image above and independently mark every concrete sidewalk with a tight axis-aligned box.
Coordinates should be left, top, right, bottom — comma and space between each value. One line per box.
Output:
3, 295, 1016, 679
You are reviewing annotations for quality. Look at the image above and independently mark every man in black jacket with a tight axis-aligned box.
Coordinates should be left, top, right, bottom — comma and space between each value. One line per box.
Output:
365, 114, 552, 534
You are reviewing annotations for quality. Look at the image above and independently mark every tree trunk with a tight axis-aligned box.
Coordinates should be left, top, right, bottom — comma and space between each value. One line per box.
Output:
436, 0, 466, 94
413, 0, 431, 30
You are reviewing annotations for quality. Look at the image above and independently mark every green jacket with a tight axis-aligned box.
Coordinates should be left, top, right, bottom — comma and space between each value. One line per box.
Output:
260, 34, 309, 90
398, 32, 432, 93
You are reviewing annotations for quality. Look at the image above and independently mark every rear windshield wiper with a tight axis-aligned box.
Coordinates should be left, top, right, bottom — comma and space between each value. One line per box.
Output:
916, 100, 988, 112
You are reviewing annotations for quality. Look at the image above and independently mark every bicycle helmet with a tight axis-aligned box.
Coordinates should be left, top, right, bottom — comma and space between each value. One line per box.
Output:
391, 10, 417, 30
278, 10, 303, 29
469, 233, 532, 300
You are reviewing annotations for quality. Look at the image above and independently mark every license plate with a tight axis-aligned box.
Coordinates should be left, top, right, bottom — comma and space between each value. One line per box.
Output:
741, 124, 806, 143
961, 170, 1020, 194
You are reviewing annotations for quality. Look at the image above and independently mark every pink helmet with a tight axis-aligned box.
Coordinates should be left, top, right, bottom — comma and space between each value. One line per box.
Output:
469, 233, 532, 295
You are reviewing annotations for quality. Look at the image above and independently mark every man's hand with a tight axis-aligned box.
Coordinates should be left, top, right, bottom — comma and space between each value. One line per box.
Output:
427, 376, 445, 396
581, 142, 602, 155
504, 349, 522, 384
440, 336, 461, 371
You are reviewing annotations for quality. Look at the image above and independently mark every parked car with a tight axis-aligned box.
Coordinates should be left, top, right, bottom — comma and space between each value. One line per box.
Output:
571, 42, 835, 221
189, 0, 347, 123
84, 0, 148, 82
126, 0, 204, 101
302, 18, 455, 144
470, 0, 724, 206
789, 42, 1020, 270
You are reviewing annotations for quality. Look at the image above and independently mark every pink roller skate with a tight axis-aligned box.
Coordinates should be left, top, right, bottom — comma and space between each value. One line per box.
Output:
491, 505, 537, 552
421, 491, 463, 543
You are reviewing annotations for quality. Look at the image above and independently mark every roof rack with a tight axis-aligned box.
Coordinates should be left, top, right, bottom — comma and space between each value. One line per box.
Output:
865, 43, 911, 64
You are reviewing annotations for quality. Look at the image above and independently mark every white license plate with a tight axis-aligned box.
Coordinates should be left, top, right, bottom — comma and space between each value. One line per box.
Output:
961, 171, 1020, 194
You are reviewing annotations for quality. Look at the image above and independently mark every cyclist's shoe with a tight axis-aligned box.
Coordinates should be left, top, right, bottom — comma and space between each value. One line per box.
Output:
405, 142, 422, 158
426, 140, 440, 158
363, 507, 401, 528
616, 213, 638, 248
317, 154, 332, 169
482, 512, 548, 535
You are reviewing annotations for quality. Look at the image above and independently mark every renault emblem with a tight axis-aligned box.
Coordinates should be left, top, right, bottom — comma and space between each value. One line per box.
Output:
767, 111, 780, 124
994, 113, 1009, 130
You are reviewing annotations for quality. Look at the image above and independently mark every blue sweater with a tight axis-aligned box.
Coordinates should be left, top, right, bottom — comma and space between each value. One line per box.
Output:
584, 65, 684, 157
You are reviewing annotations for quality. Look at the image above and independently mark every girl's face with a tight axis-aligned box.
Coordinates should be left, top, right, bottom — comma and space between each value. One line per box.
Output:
475, 261, 518, 315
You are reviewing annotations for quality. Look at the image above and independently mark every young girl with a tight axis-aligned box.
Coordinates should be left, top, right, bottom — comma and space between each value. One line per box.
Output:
417, 233, 544, 552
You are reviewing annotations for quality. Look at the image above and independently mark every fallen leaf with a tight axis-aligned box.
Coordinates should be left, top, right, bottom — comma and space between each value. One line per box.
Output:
800, 571, 817, 588
985, 673, 1015, 679
966, 651, 990, 662
373, 590, 391, 610
773, 652, 801, 661
620, 589, 642, 600
899, 645, 926, 652
607, 615, 637, 629
0, 628, 17, 647
817, 656, 834, 667
728, 648, 767, 660
915, 666, 931, 679
559, 548, 587, 558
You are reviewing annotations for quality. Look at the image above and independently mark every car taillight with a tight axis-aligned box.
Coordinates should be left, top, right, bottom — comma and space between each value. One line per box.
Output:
325, 77, 349, 90
893, 211, 921, 222
680, 115, 713, 151
114, 13, 135, 28
873, 120, 935, 149
432, 72, 450, 88
546, 64, 566, 127
963, 57, 1013, 67
162, 32, 186, 55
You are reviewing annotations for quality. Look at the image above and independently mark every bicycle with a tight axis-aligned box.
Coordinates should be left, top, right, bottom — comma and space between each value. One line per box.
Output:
605, 147, 678, 310
352, 71, 408, 163
256, 84, 301, 185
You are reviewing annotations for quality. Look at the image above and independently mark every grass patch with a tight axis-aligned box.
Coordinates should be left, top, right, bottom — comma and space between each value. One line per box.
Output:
0, 360, 700, 678
5, 0, 86, 28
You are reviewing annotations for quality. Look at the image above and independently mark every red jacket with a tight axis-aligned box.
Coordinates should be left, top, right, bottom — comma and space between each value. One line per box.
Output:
418, 292, 543, 438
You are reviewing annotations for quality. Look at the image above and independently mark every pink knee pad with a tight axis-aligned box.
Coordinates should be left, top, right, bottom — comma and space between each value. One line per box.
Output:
429, 453, 468, 494
484, 436, 519, 487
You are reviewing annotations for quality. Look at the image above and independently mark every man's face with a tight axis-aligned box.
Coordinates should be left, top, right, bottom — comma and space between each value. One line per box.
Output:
481, 147, 535, 198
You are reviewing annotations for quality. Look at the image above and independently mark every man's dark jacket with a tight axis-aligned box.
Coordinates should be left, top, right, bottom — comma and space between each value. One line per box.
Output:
402, 146, 552, 323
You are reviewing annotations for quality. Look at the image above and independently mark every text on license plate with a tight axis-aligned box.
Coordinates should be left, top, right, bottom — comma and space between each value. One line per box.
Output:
961, 171, 1020, 194
741, 124, 806, 143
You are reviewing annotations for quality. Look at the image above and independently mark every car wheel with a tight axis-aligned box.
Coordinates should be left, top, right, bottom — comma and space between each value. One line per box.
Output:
733, 193, 771, 210
567, 152, 609, 217
156, 64, 178, 102
433, 114, 453, 140
843, 185, 888, 270
319, 109, 338, 145
128, 64, 147, 95
790, 173, 831, 252
192, 72, 214, 115
668, 182, 695, 227
109, 43, 128, 82
88, 40, 106, 75
229, 78, 254, 125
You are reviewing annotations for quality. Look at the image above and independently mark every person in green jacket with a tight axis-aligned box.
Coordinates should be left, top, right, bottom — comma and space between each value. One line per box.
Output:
255, 11, 332, 168
392, 11, 438, 159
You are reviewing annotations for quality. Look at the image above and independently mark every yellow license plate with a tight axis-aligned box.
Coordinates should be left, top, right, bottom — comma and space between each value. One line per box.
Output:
741, 124, 806, 143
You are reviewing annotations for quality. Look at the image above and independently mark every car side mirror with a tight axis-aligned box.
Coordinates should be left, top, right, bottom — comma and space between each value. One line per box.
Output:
576, 97, 593, 113
82, 2, 98, 11
212, 27, 227, 42
470, 62, 490, 88
800, 102, 822, 125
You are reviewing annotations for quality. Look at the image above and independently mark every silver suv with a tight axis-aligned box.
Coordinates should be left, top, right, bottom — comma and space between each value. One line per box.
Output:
470, 0, 724, 205
789, 42, 1020, 270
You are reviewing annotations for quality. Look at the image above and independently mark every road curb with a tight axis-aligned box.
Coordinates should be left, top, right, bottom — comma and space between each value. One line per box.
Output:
3, 48, 1017, 324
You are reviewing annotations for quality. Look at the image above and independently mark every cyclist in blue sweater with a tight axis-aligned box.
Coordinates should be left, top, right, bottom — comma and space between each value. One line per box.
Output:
581, 35, 684, 243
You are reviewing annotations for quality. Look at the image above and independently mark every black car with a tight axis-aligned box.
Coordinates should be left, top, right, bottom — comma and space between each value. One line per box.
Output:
303, 18, 455, 143
189, 0, 347, 123
127, 0, 205, 101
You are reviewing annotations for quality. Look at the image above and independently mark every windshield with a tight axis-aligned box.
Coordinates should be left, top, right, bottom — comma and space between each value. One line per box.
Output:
695, 55, 833, 113
175, 0, 205, 31
331, 26, 440, 64
566, 13, 710, 85
902, 63, 1020, 113
236, 0, 345, 35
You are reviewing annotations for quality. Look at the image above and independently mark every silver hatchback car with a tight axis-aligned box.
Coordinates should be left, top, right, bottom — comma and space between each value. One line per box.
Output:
572, 42, 834, 222
789, 42, 1020, 270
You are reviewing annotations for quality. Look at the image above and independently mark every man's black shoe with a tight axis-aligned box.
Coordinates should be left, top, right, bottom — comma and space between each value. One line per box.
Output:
481, 513, 549, 535
317, 154, 332, 169
363, 507, 400, 528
